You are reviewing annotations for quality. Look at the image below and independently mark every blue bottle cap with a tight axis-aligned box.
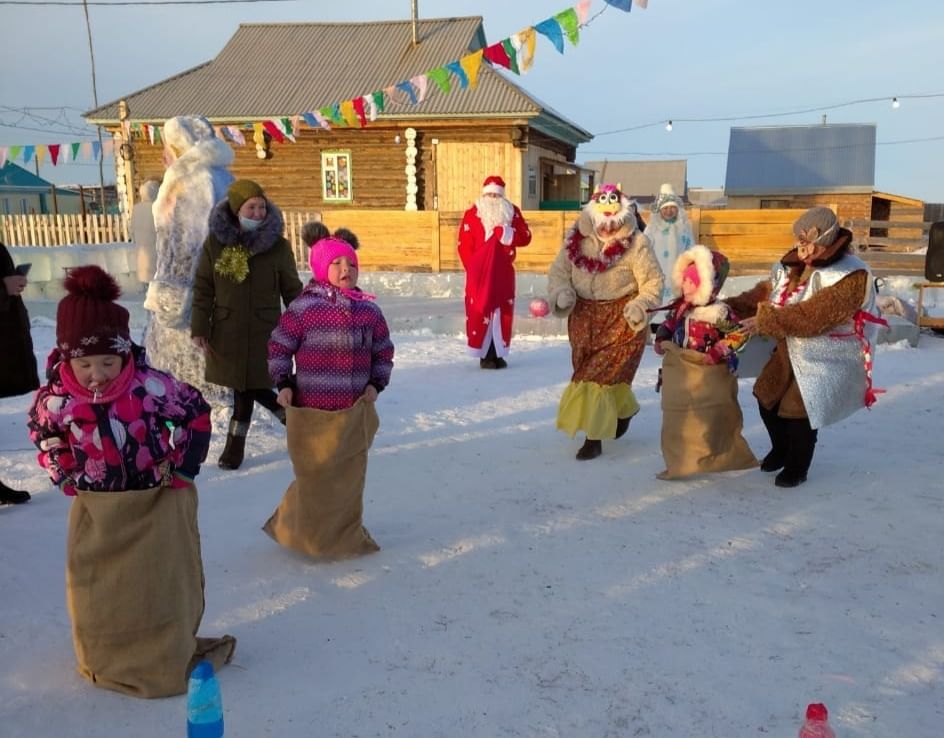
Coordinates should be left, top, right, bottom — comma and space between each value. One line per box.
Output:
190, 660, 215, 681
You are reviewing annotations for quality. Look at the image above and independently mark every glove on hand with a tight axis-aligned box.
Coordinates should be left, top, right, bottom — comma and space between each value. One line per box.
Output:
556, 289, 577, 311
623, 301, 648, 333
499, 225, 515, 246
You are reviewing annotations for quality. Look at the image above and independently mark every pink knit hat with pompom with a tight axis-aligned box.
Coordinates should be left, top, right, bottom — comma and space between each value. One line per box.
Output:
309, 237, 359, 282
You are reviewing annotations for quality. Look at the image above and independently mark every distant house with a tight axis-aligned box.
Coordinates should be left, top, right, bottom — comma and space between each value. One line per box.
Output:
83, 17, 593, 213
0, 162, 88, 215
724, 124, 924, 241
582, 159, 687, 206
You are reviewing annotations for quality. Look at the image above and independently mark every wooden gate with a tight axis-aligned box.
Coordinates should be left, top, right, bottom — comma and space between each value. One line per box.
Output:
434, 141, 521, 211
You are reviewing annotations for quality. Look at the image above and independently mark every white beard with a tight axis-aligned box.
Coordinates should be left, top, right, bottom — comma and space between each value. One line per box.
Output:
476, 196, 514, 236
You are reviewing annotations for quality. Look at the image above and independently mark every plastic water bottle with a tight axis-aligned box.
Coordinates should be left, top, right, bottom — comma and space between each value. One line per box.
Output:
187, 660, 223, 738
798, 703, 836, 738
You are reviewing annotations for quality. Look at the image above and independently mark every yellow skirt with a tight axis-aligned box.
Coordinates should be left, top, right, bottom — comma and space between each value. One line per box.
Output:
556, 380, 639, 440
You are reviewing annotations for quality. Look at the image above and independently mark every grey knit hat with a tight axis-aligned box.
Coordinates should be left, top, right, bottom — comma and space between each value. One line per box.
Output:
793, 206, 839, 246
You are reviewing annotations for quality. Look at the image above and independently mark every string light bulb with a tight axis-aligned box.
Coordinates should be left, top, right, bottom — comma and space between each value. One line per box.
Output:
891, 97, 900, 109
665, 120, 673, 132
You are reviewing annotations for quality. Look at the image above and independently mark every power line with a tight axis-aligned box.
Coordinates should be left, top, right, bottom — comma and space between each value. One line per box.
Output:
580, 134, 944, 158
594, 92, 944, 137
1, 0, 297, 5
0, 121, 98, 137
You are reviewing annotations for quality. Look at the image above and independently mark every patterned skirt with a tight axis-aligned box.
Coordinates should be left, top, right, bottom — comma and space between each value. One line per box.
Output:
556, 295, 647, 439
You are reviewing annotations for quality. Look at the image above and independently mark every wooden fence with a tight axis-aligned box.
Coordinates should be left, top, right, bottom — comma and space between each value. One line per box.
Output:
0, 213, 128, 246
1, 208, 928, 276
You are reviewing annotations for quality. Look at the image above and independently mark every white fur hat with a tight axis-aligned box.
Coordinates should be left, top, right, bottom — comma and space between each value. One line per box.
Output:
162, 115, 216, 154
653, 182, 683, 212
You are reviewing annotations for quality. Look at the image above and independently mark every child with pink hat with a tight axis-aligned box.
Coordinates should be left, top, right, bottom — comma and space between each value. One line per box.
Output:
264, 238, 394, 559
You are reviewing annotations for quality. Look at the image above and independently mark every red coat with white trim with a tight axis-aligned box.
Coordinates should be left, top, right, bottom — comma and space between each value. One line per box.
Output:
457, 204, 531, 350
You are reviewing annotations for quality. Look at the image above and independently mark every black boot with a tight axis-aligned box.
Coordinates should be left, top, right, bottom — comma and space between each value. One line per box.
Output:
480, 342, 499, 370
218, 420, 250, 470
0, 480, 31, 505
758, 402, 788, 472
576, 438, 602, 460
614, 416, 631, 439
775, 418, 818, 488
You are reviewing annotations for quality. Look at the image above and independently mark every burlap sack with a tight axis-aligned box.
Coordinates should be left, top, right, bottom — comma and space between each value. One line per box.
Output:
65, 484, 235, 698
658, 343, 758, 479
263, 398, 381, 559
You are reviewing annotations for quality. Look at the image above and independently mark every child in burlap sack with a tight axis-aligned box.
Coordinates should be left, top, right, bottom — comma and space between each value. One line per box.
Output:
266, 237, 394, 559
27, 265, 234, 697
653, 246, 757, 480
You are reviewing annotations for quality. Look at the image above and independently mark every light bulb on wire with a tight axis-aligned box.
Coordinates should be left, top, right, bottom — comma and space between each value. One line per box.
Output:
665, 120, 673, 132
891, 97, 900, 109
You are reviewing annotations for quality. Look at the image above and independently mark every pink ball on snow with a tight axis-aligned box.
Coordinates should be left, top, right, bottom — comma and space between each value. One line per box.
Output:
529, 298, 550, 317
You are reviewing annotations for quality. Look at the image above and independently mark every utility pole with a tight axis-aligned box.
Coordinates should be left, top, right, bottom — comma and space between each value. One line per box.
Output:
82, 0, 107, 213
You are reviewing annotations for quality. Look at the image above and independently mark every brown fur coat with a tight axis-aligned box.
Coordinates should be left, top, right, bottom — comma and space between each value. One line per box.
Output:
725, 269, 870, 418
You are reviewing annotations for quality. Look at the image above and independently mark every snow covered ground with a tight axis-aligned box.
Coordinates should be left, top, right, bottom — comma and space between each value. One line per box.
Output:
1, 315, 942, 738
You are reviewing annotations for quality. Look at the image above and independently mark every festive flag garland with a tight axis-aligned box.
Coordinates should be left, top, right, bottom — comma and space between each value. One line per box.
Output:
0, 0, 647, 165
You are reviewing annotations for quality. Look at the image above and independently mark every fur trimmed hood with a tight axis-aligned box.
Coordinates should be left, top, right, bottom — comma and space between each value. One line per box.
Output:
671, 244, 729, 307
207, 198, 285, 255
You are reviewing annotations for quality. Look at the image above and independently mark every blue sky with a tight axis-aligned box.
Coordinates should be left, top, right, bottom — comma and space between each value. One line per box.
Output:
2, 0, 943, 201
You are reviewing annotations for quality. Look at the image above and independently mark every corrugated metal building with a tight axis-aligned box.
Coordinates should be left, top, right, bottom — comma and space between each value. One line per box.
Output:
582, 159, 687, 204
723, 124, 923, 243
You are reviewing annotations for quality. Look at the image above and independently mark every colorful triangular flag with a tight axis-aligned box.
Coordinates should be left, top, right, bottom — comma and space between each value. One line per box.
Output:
501, 39, 520, 74
427, 67, 452, 94
339, 100, 359, 128
483, 40, 513, 70
604, 0, 633, 9
70, 142, 81, 161
460, 49, 485, 88
535, 18, 565, 53
395, 81, 418, 106
554, 8, 580, 46
22, 145, 35, 165
576, 0, 592, 23
35, 145, 46, 166
445, 60, 469, 88
512, 29, 537, 73
262, 120, 285, 144
352, 97, 368, 127
372, 90, 386, 114
410, 74, 429, 103
49, 144, 61, 166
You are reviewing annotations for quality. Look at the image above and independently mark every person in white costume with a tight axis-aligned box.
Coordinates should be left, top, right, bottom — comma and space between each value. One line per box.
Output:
143, 116, 234, 399
644, 183, 693, 326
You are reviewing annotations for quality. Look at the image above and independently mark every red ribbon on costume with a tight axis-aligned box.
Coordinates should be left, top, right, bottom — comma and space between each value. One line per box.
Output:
830, 309, 889, 409
775, 279, 808, 307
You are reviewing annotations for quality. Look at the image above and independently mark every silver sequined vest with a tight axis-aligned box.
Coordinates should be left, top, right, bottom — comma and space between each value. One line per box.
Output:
770, 254, 878, 429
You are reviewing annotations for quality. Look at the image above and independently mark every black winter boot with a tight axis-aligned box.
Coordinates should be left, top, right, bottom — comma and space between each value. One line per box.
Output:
480, 342, 499, 370
775, 418, 818, 488
218, 420, 250, 470
614, 416, 631, 440
576, 438, 602, 460
0, 480, 31, 505
758, 402, 788, 472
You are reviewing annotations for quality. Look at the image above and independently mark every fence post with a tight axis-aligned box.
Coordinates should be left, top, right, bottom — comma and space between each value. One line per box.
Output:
431, 212, 441, 272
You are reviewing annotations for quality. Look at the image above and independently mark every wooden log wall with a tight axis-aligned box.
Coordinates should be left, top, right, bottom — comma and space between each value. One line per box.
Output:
126, 120, 531, 214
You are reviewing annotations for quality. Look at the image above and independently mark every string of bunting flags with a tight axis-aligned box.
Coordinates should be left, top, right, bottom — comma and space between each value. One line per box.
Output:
0, 0, 644, 168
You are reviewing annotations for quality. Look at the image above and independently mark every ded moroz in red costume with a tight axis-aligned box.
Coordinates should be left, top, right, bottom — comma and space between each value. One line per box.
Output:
457, 176, 532, 361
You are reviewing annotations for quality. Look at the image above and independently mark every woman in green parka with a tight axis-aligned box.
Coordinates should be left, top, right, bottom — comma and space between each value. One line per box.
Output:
191, 180, 303, 469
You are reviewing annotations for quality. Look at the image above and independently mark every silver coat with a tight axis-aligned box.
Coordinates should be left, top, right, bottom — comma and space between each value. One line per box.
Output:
770, 254, 878, 429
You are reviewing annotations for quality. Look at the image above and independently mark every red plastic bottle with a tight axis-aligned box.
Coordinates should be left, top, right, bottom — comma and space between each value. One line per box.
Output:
798, 703, 836, 738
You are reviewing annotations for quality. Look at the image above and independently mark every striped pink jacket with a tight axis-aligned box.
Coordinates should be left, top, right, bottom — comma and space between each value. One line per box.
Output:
268, 281, 394, 410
